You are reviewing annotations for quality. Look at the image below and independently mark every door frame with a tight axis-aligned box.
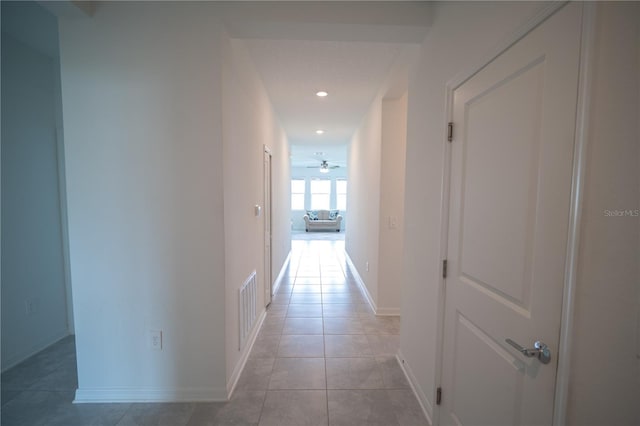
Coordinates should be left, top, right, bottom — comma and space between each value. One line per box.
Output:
263, 145, 273, 307
432, 3, 596, 425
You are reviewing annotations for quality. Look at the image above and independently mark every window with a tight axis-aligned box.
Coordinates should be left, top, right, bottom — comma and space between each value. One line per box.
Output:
310, 179, 331, 210
336, 179, 347, 211
291, 179, 305, 210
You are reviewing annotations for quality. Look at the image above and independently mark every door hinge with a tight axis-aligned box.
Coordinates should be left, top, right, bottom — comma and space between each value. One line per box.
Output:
436, 387, 442, 405
447, 122, 453, 142
442, 259, 448, 279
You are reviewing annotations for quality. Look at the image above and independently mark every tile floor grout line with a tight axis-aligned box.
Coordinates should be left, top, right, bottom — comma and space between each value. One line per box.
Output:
320, 249, 331, 426
113, 402, 133, 426
255, 376, 270, 426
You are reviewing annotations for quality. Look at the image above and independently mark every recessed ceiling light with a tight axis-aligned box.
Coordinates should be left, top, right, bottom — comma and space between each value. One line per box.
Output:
316, 91, 328, 97
314, 152, 324, 156
316, 130, 324, 135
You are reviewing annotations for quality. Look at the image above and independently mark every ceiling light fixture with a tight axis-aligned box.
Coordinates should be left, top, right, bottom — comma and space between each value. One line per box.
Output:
316, 91, 328, 97
316, 130, 324, 135
308, 160, 339, 173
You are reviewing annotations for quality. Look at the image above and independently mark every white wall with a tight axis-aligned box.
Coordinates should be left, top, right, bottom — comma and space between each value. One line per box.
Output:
567, 3, 640, 424
222, 36, 291, 390
346, 99, 382, 304
399, 0, 553, 417
271, 136, 293, 298
346, 94, 407, 315
1, 17, 70, 370
377, 94, 407, 314
58, 2, 228, 401
291, 166, 348, 232
400, 2, 640, 423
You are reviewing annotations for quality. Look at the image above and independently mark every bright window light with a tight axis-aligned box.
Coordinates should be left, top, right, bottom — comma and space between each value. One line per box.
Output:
291, 179, 305, 210
311, 179, 331, 210
337, 179, 347, 210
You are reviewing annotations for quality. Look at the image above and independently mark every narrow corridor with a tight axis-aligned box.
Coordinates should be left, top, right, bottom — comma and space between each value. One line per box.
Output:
232, 237, 428, 425
1, 238, 428, 426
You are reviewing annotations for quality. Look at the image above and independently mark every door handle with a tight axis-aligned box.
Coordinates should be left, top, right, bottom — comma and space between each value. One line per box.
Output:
505, 339, 552, 364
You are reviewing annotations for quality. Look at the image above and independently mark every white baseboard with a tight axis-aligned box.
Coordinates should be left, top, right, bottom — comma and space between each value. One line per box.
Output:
271, 251, 291, 296
397, 350, 433, 426
74, 386, 228, 403
226, 308, 267, 398
375, 307, 401, 316
344, 252, 377, 313
344, 252, 401, 317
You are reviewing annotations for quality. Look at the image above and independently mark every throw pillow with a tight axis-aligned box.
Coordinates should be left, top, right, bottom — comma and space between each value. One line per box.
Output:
329, 210, 339, 220
307, 210, 319, 221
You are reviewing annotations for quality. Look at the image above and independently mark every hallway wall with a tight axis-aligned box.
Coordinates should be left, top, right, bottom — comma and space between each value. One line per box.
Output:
567, 3, 640, 423
346, 94, 407, 315
377, 94, 407, 314
59, 2, 228, 401
1, 2, 70, 371
221, 36, 291, 391
346, 99, 382, 305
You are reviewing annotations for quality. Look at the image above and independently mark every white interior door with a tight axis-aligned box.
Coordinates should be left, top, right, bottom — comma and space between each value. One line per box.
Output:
440, 4, 582, 425
264, 147, 273, 306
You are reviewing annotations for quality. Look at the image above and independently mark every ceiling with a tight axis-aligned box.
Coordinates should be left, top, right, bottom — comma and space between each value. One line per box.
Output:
290, 145, 348, 169
244, 39, 405, 146
230, 2, 432, 168
26, 1, 431, 169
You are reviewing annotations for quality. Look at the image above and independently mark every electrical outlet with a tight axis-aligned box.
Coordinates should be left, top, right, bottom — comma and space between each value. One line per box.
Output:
150, 330, 162, 351
365, 261, 369, 272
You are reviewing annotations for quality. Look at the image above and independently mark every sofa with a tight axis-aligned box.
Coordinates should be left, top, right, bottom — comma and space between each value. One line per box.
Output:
304, 210, 342, 232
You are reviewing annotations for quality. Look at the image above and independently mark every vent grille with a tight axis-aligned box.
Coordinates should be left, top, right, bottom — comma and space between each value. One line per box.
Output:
239, 271, 257, 350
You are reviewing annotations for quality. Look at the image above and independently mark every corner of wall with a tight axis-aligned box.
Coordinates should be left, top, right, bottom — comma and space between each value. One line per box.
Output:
226, 253, 290, 398
397, 350, 433, 426
344, 251, 377, 314
225, 308, 267, 399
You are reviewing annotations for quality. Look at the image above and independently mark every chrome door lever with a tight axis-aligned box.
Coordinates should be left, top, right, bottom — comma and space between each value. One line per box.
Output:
506, 339, 552, 364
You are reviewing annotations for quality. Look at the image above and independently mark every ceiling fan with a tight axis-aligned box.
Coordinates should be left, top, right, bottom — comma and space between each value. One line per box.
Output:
308, 160, 340, 173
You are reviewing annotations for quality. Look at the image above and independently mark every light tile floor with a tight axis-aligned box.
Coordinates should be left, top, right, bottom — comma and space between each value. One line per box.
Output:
1, 238, 428, 426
